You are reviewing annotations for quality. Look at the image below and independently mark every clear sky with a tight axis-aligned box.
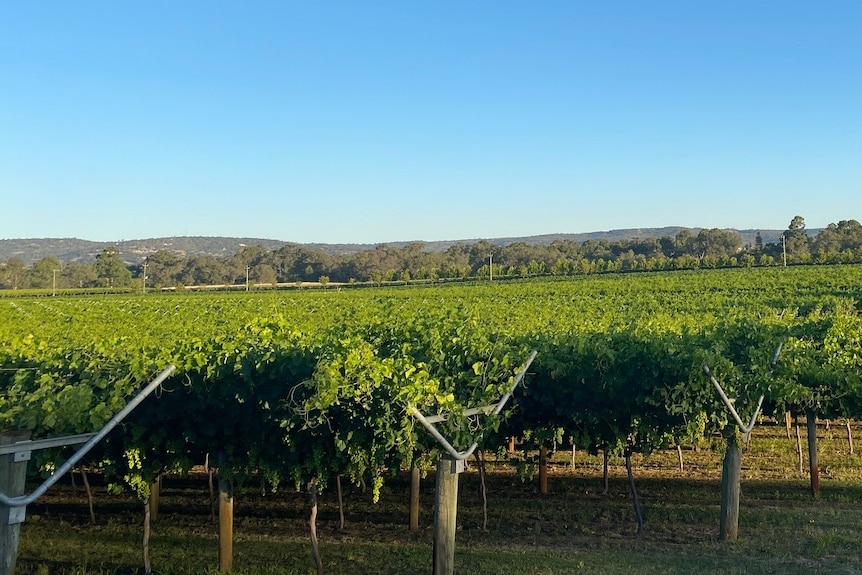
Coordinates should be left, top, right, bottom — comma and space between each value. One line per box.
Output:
2, 2, 860, 244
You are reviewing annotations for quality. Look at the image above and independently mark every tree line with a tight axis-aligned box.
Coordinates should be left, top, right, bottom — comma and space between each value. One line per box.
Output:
2, 216, 861, 290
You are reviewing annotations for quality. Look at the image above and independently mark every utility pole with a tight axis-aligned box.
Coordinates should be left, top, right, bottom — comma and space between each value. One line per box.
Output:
52, 269, 58, 297
489, 254, 493, 282
782, 235, 787, 267
245, 266, 250, 291
142, 263, 148, 294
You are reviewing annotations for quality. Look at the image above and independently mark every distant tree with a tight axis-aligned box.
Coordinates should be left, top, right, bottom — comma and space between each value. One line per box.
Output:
694, 229, 743, 259
292, 249, 334, 282
759, 254, 775, 267
0, 258, 26, 289
673, 230, 696, 256
28, 257, 62, 289
143, 251, 184, 287
812, 220, 862, 259
227, 245, 271, 283
581, 239, 613, 260
702, 255, 719, 269
528, 260, 546, 276
254, 264, 277, 286
61, 261, 98, 288
179, 255, 227, 286
468, 240, 499, 272
95, 247, 132, 287
268, 245, 302, 282
783, 216, 810, 262
500, 242, 545, 270
551, 258, 571, 276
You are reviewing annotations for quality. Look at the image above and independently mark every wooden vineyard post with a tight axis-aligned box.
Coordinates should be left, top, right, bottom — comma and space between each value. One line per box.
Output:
795, 416, 804, 474
847, 420, 854, 455
149, 475, 161, 523
703, 343, 780, 542
0, 366, 175, 575
308, 479, 323, 575
601, 445, 609, 495
806, 410, 820, 499
409, 467, 421, 532
218, 452, 234, 572
408, 350, 537, 575
205, 454, 217, 523
719, 429, 741, 541
0, 431, 29, 575
433, 456, 462, 575
624, 438, 644, 536
539, 446, 549, 495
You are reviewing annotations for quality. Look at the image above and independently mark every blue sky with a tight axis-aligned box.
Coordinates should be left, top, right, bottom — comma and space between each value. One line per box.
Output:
2, 2, 860, 244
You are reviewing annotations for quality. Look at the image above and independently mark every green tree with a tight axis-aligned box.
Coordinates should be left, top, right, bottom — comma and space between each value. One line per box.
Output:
0, 258, 26, 289
95, 247, 132, 287
694, 229, 743, 259
61, 261, 98, 288
179, 255, 227, 286
145, 251, 183, 287
783, 216, 810, 262
28, 257, 62, 289
254, 264, 277, 286
673, 230, 696, 256
812, 220, 862, 261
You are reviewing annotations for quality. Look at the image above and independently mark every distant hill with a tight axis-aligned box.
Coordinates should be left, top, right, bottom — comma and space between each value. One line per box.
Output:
0, 228, 799, 266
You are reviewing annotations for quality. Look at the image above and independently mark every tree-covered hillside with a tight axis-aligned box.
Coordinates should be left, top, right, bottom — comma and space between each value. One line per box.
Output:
1, 217, 857, 290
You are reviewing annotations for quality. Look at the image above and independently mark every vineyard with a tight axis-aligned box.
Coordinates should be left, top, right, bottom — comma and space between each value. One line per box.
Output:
2, 265, 862, 573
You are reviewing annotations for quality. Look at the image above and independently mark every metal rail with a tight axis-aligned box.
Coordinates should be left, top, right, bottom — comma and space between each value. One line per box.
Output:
0, 365, 175, 507
0, 433, 96, 458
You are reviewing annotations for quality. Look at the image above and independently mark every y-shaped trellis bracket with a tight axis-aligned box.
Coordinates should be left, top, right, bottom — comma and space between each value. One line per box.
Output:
408, 350, 537, 461
702, 343, 782, 444
408, 350, 536, 575
0, 365, 176, 510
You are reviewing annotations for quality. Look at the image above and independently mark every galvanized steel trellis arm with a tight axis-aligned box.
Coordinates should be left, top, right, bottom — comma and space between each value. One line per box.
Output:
408, 350, 537, 460
702, 343, 782, 440
0, 365, 176, 507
